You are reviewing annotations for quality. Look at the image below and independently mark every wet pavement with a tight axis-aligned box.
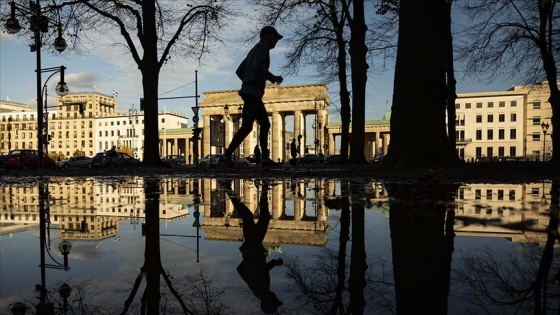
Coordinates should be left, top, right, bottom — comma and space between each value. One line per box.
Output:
0, 164, 559, 314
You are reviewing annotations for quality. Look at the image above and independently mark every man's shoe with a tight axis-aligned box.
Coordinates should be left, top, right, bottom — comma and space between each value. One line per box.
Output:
218, 155, 236, 169
261, 159, 282, 168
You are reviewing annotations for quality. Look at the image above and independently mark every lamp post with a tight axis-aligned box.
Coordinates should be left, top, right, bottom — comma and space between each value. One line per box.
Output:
5, 1, 68, 169
129, 104, 138, 154
7, 117, 12, 151
541, 122, 550, 161
42, 66, 68, 157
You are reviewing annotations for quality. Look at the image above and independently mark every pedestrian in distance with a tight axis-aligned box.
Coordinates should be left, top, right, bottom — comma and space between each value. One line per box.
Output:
254, 145, 262, 166
290, 138, 298, 166
106, 146, 118, 165
219, 26, 284, 169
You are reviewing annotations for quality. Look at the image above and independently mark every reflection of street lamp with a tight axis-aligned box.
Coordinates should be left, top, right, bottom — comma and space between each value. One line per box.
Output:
58, 283, 72, 313
58, 240, 72, 270
541, 122, 549, 161
541, 182, 547, 204
5, 0, 68, 169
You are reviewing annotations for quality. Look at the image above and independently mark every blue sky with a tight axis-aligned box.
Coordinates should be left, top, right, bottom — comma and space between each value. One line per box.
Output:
0, 6, 517, 123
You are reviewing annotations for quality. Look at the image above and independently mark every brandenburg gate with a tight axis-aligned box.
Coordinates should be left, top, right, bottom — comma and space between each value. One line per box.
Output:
198, 83, 332, 162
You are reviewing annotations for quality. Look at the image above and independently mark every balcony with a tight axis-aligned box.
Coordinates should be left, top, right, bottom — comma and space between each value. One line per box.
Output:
456, 138, 472, 145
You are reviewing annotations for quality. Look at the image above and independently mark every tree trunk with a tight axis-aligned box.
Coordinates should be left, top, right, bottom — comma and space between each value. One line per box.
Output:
348, 0, 368, 164
336, 18, 351, 164
141, 0, 163, 166
444, 1, 458, 156
538, 0, 559, 162
386, 0, 460, 168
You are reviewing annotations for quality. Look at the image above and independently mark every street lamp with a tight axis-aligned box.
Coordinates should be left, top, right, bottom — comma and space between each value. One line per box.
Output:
129, 104, 139, 154
8, 117, 12, 151
541, 121, 549, 161
42, 66, 68, 156
5, 1, 68, 169
224, 104, 230, 120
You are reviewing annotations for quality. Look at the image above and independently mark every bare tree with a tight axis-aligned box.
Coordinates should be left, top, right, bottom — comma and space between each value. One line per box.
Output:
251, 0, 395, 163
385, 0, 461, 168
459, 0, 560, 162
2, 0, 233, 166
250, 0, 353, 162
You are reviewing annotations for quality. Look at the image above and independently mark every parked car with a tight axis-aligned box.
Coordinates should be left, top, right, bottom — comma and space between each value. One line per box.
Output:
197, 154, 250, 168
245, 154, 260, 164
162, 155, 185, 166
57, 156, 93, 168
324, 154, 341, 165
368, 154, 385, 164
299, 154, 325, 165
90, 152, 140, 168
4, 149, 57, 169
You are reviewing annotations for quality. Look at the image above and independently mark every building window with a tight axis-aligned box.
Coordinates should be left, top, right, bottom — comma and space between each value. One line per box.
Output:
509, 190, 515, 201
497, 190, 504, 200
487, 147, 493, 158
476, 130, 482, 140
510, 100, 517, 107
487, 129, 493, 140
499, 101, 505, 107
488, 102, 494, 108
455, 103, 460, 109
486, 189, 492, 200
498, 114, 505, 122
498, 146, 504, 157
532, 133, 541, 141
476, 115, 482, 123
475, 189, 481, 200
511, 113, 517, 122
476, 147, 482, 159
510, 129, 516, 139
532, 117, 541, 125
533, 102, 541, 109
465, 103, 471, 109
476, 102, 483, 108
509, 146, 516, 157
498, 129, 505, 139
487, 114, 494, 123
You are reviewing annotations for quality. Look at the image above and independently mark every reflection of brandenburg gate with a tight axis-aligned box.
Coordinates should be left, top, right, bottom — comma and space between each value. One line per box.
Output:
200, 179, 331, 247
198, 83, 332, 161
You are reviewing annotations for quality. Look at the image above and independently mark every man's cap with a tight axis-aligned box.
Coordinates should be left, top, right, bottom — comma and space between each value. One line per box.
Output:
260, 26, 283, 40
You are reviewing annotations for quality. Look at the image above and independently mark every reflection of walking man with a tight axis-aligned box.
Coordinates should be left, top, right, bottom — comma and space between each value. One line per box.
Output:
222, 181, 284, 314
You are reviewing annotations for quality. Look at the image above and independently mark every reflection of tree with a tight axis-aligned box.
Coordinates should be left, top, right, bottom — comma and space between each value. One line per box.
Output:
120, 179, 228, 315
283, 182, 383, 314
455, 181, 560, 314
387, 181, 459, 314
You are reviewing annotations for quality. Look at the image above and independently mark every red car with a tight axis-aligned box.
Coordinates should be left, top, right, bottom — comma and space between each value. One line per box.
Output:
4, 149, 57, 169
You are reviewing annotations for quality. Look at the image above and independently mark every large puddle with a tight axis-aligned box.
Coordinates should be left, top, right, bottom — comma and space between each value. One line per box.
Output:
0, 177, 558, 314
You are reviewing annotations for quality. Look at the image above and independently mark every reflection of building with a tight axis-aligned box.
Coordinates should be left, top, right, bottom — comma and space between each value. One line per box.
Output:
453, 183, 552, 245
0, 178, 189, 241
200, 179, 332, 247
